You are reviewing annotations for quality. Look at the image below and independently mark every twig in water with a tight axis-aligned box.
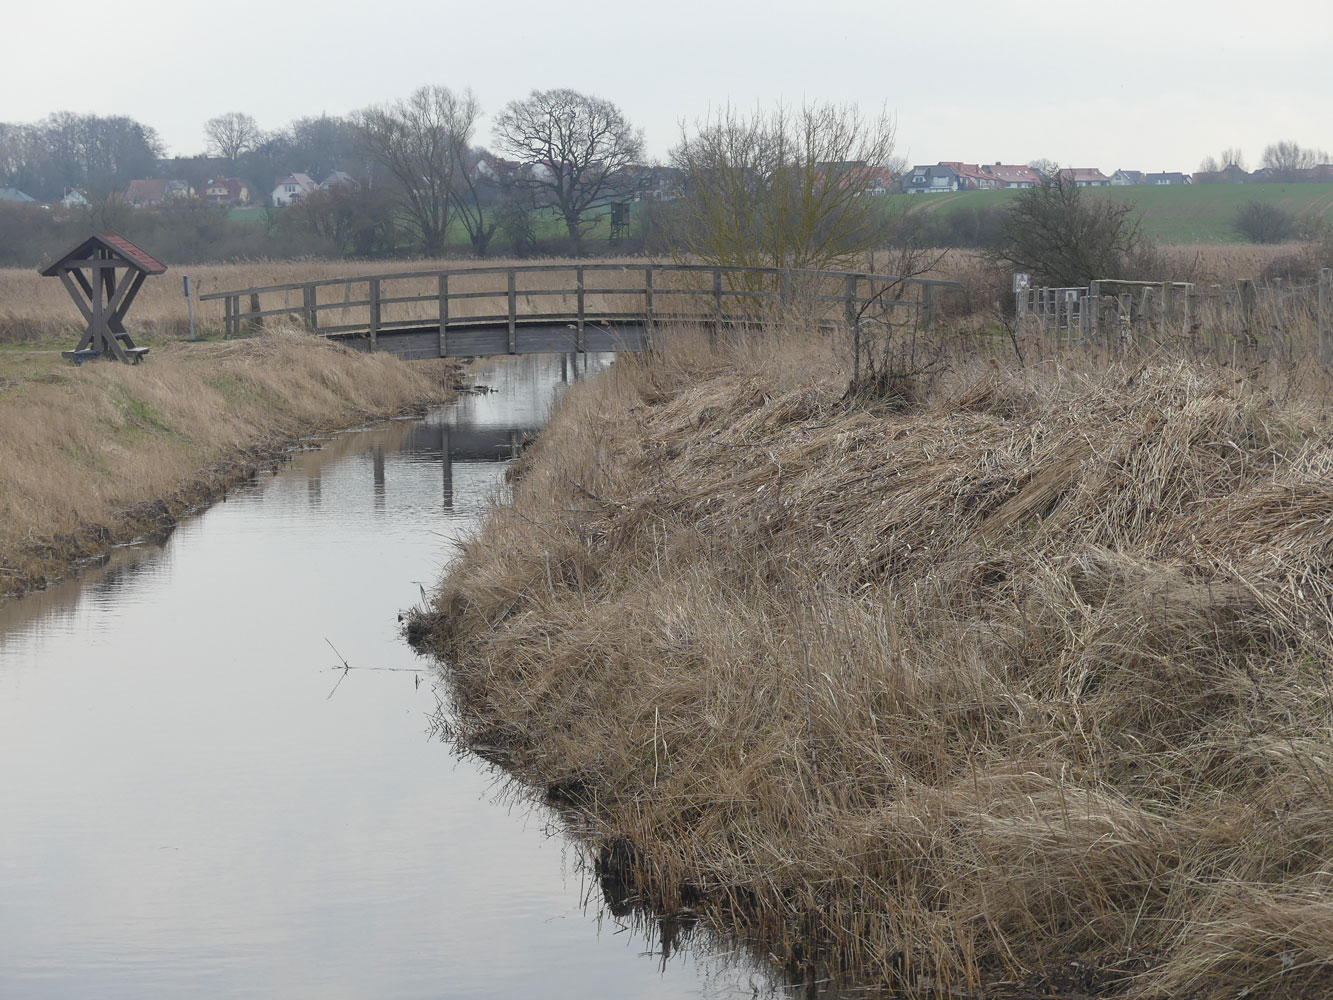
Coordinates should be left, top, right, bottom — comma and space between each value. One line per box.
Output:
325, 638, 350, 700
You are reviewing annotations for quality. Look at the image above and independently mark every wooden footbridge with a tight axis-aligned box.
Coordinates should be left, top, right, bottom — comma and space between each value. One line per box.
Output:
200, 263, 961, 360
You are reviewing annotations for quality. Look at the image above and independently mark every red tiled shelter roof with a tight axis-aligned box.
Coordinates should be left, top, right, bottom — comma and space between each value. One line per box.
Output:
38, 232, 167, 277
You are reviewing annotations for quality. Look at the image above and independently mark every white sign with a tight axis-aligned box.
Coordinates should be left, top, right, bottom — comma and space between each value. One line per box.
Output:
1012, 273, 1031, 293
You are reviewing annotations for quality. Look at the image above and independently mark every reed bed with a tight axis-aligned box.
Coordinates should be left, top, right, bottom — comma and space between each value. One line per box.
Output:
0, 327, 453, 594
417, 325, 1333, 997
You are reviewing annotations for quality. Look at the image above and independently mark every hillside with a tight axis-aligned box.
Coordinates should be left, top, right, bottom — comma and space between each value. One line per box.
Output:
893, 182, 1333, 243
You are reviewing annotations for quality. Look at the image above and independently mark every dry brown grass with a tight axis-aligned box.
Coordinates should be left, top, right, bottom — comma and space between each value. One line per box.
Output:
0, 327, 453, 594
416, 326, 1333, 998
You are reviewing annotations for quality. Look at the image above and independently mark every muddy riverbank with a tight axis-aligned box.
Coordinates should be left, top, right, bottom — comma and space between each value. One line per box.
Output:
0, 328, 457, 598
415, 330, 1333, 999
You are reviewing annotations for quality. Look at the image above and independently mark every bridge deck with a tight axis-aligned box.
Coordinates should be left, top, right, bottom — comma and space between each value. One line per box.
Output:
201, 263, 962, 360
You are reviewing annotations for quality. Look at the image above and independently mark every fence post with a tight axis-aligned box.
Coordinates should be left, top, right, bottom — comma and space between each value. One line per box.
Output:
302, 284, 316, 331
921, 283, 936, 330
248, 292, 262, 334
713, 268, 723, 345
368, 278, 380, 351
1320, 268, 1331, 364
1160, 281, 1171, 336
1088, 281, 1100, 339
224, 294, 233, 339
845, 273, 860, 381
781, 269, 793, 309
438, 273, 449, 357
507, 269, 517, 354
576, 265, 585, 352
1237, 278, 1256, 344
644, 265, 654, 336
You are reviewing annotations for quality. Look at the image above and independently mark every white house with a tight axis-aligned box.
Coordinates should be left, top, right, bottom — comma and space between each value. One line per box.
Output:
271, 173, 317, 207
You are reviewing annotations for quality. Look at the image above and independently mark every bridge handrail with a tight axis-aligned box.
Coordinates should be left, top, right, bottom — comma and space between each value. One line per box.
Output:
200, 262, 964, 344
198, 262, 961, 302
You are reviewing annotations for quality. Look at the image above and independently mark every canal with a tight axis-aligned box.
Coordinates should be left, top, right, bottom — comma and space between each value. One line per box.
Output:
0, 354, 788, 999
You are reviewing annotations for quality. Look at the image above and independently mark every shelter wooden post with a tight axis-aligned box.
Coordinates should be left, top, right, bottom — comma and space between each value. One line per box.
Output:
40, 232, 165, 364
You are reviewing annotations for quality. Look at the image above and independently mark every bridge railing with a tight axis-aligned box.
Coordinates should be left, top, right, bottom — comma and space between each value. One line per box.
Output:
199, 263, 962, 347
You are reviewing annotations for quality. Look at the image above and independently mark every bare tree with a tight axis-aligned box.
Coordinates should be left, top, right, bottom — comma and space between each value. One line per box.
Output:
1220, 146, 1247, 172
670, 101, 903, 271
204, 112, 262, 165
1262, 140, 1330, 181
493, 89, 643, 251
1027, 158, 1058, 181
987, 168, 1150, 288
357, 85, 480, 255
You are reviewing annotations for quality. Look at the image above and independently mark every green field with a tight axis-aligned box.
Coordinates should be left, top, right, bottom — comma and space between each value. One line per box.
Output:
891, 183, 1333, 243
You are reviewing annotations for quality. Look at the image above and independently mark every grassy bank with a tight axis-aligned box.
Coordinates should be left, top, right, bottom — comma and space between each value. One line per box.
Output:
416, 329, 1333, 997
0, 329, 454, 596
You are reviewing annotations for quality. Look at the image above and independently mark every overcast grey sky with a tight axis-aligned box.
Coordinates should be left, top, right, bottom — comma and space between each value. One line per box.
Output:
5, 0, 1330, 172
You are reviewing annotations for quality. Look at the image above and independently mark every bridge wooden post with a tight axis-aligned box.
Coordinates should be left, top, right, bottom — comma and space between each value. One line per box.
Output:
576, 266, 586, 352
781, 269, 793, 309
302, 284, 316, 332
507, 269, 517, 353
224, 294, 233, 338
368, 277, 380, 351
644, 266, 655, 347
438, 273, 449, 357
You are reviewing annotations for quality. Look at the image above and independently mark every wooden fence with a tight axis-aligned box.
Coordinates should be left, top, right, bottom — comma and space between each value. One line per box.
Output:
1018, 268, 1333, 361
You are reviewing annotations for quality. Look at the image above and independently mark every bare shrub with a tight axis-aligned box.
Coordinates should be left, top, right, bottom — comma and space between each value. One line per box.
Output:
987, 169, 1152, 287
1235, 199, 1297, 244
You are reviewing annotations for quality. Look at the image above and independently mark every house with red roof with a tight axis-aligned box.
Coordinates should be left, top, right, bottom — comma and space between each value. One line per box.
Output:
938, 162, 1001, 190
982, 164, 1042, 189
203, 178, 251, 206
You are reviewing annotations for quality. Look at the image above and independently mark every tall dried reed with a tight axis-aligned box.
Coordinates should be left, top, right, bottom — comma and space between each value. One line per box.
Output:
418, 324, 1333, 998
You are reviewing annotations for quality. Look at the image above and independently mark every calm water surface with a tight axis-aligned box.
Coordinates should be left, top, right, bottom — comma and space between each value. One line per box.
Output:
0, 354, 787, 1000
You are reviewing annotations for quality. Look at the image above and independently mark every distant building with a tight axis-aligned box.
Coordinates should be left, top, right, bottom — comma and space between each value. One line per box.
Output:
60, 188, 89, 208
982, 164, 1042, 188
319, 171, 359, 192
902, 163, 962, 194
271, 173, 317, 206
1144, 172, 1191, 186
124, 179, 192, 207
0, 187, 38, 204
1057, 168, 1111, 188
941, 162, 1001, 190
1111, 170, 1145, 186
629, 165, 685, 202
203, 178, 251, 205
124, 179, 168, 206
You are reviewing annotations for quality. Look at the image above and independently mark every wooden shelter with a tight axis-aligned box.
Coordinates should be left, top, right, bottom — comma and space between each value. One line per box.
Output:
39, 232, 166, 364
